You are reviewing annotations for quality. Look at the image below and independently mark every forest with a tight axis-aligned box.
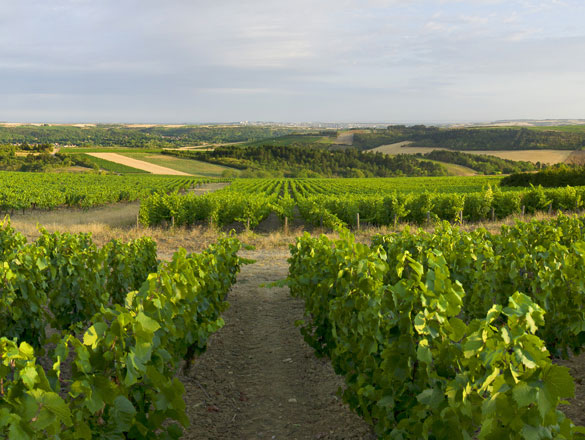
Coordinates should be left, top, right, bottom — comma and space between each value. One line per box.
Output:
500, 165, 585, 187
163, 145, 448, 178
352, 125, 585, 150
0, 125, 298, 148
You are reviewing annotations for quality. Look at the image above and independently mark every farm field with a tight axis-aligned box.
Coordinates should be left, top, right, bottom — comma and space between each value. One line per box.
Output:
121, 152, 239, 177
88, 152, 191, 175
372, 142, 574, 164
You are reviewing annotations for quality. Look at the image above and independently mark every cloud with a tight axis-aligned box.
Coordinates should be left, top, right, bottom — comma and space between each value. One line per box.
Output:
0, 0, 583, 122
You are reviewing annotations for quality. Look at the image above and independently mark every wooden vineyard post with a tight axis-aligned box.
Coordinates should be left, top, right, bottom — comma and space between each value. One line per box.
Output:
491, 207, 495, 222
521, 205, 525, 216
356, 212, 360, 231
426, 211, 431, 224
393, 214, 398, 229
171, 216, 175, 228
284, 216, 289, 234
459, 210, 463, 225
548, 203, 553, 215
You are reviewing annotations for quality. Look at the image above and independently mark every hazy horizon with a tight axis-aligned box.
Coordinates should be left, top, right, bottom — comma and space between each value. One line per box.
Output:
1, 0, 584, 123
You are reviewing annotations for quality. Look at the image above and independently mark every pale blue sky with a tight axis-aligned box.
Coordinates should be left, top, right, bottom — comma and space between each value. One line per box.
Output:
1, 0, 583, 123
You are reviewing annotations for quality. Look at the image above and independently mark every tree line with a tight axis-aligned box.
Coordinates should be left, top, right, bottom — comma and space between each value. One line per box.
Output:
501, 165, 585, 187
163, 145, 448, 178
352, 125, 585, 151
0, 125, 298, 148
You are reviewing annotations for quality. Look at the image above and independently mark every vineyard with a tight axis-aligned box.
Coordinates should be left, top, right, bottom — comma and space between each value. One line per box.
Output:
286, 215, 585, 438
139, 176, 585, 230
0, 218, 244, 439
0, 172, 213, 213
3, 171, 585, 438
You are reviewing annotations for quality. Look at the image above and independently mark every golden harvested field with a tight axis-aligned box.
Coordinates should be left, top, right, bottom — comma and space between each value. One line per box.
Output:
372, 141, 439, 155
373, 141, 574, 164
463, 149, 573, 164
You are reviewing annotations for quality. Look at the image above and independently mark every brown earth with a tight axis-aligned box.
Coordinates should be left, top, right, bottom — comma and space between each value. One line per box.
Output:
557, 352, 585, 427
179, 249, 375, 440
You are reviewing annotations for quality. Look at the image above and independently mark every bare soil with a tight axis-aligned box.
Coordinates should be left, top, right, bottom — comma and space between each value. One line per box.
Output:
557, 352, 585, 427
179, 249, 374, 440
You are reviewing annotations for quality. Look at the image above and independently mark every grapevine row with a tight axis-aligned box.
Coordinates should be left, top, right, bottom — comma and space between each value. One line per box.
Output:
0, 171, 217, 213
140, 177, 585, 230
285, 216, 585, 438
0, 218, 243, 439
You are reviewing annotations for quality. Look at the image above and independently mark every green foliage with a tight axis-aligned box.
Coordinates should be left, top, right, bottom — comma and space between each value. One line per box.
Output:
0, 226, 159, 348
373, 215, 585, 358
286, 228, 584, 438
502, 165, 585, 188
0, 146, 77, 172
0, 222, 243, 439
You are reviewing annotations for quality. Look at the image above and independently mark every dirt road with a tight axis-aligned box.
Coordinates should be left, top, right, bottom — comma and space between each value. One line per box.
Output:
87, 152, 191, 175
180, 250, 374, 440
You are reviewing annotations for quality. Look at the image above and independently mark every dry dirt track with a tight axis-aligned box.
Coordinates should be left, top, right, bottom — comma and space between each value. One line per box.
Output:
179, 249, 585, 438
87, 152, 191, 175
180, 250, 374, 440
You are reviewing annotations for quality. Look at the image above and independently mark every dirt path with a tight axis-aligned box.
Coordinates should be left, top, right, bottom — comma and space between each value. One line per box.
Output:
188, 182, 230, 195
87, 152, 191, 175
180, 250, 374, 440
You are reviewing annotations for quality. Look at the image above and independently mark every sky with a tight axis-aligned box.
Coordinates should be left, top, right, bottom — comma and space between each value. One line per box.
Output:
0, 0, 584, 123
